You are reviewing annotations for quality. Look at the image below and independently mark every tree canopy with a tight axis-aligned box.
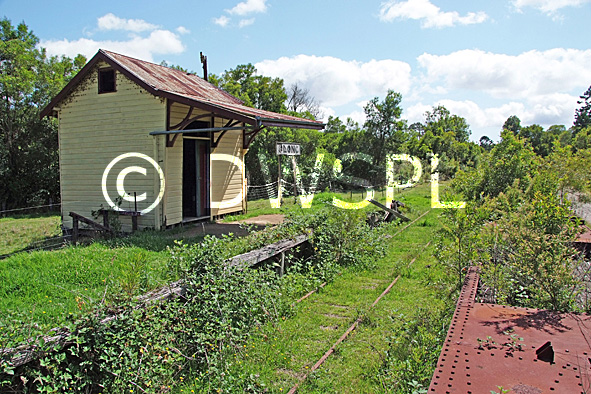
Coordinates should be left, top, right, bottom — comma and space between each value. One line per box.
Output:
0, 18, 85, 209
209, 64, 287, 113
574, 85, 591, 131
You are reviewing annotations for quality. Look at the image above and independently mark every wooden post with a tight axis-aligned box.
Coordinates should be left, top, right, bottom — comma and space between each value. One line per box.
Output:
291, 156, 298, 203
280, 252, 285, 276
132, 215, 138, 232
277, 155, 282, 205
72, 216, 79, 245
244, 178, 248, 214
102, 210, 109, 229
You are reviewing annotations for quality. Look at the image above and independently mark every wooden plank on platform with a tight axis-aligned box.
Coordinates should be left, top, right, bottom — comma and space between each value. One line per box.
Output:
227, 233, 309, 269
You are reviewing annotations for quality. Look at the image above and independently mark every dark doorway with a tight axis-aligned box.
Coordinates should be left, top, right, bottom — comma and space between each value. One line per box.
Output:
182, 123, 210, 219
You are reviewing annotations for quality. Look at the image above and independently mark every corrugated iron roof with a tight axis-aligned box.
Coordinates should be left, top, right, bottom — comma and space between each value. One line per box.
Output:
41, 49, 324, 129
102, 50, 243, 106
429, 267, 591, 394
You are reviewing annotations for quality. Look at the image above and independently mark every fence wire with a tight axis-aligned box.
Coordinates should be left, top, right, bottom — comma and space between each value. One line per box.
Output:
247, 179, 318, 201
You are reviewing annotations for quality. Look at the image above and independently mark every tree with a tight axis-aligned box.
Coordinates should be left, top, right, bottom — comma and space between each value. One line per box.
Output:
405, 105, 477, 178
503, 115, 521, 134
362, 90, 407, 184
436, 203, 487, 288
574, 85, 591, 131
479, 136, 494, 151
210, 64, 287, 113
424, 105, 470, 143
453, 130, 536, 201
0, 18, 85, 209
286, 83, 321, 119
159, 60, 194, 74
498, 192, 581, 310
573, 126, 591, 151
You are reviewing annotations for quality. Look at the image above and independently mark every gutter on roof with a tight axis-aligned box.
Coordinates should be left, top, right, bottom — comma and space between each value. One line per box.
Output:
256, 116, 325, 130
149, 126, 249, 136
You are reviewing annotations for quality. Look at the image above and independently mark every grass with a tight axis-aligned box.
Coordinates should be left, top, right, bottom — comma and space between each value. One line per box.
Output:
174, 182, 455, 393
0, 213, 61, 256
0, 244, 168, 332
1, 182, 450, 390
0, 225, 214, 332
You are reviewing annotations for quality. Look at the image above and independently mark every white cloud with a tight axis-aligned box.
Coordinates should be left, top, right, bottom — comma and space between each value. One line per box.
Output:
406, 94, 578, 141
511, 0, 591, 14
213, 15, 230, 27
319, 106, 336, 122
379, 0, 488, 28
41, 14, 186, 62
417, 48, 591, 99
526, 93, 579, 124
239, 18, 255, 28
260, 49, 585, 141
227, 0, 268, 15
256, 55, 412, 108
40, 29, 185, 63
176, 26, 190, 35
97, 13, 158, 32
215, 0, 267, 28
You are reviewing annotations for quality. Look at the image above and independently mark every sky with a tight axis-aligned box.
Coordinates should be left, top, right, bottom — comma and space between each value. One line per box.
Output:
2, 0, 590, 142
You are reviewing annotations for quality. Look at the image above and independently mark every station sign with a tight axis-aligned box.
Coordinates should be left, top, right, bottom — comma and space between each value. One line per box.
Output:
276, 142, 301, 156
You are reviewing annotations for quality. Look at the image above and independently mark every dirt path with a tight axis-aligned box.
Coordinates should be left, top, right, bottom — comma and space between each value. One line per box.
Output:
225, 214, 285, 226
172, 214, 286, 239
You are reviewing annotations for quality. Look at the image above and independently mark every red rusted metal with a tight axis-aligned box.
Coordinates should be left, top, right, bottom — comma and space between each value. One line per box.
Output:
41, 49, 324, 130
429, 266, 591, 393
105, 51, 324, 126
577, 227, 591, 244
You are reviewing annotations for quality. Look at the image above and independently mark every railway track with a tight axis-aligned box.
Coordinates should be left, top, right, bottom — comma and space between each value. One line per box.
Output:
287, 209, 434, 393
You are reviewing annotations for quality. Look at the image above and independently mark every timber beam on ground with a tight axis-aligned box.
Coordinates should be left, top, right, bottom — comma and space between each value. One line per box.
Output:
368, 198, 410, 222
1, 233, 309, 368
227, 233, 310, 274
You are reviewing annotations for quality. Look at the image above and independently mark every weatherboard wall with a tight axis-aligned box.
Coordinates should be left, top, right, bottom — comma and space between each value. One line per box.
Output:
210, 120, 245, 217
57, 63, 165, 231
166, 102, 245, 222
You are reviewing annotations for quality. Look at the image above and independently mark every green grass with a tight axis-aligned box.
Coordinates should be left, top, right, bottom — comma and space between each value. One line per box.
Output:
174, 182, 455, 393
0, 182, 455, 392
0, 243, 168, 331
0, 224, 215, 332
0, 213, 61, 256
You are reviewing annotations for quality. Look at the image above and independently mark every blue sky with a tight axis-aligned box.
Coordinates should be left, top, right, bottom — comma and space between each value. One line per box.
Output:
2, 0, 590, 141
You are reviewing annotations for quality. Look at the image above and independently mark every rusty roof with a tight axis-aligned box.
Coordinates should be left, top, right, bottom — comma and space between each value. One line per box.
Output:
40, 49, 324, 130
429, 267, 591, 394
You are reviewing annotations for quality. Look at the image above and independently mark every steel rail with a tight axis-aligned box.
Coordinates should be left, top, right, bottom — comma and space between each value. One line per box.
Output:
295, 208, 432, 304
287, 224, 433, 393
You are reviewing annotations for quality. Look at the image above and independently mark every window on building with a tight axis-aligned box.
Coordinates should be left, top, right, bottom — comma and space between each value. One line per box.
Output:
98, 69, 116, 93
